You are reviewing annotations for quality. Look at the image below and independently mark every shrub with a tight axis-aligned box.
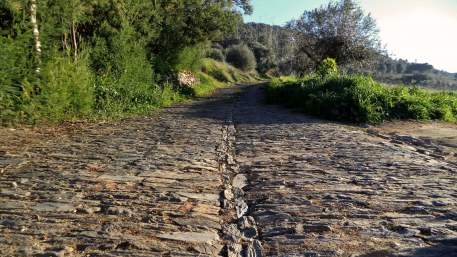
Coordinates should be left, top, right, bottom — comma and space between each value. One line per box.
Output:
250, 42, 276, 73
226, 44, 257, 71
317, 58, 338, 77
92, 25, 161, 115
38, 54, 94, 121
173, 45, 204, 72
200, 58, 256, 84
266, 74, 457, 124
0, 34, 36, 124
206, 48, 225, 62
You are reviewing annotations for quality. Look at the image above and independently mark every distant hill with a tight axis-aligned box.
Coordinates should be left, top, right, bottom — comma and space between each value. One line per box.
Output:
224, 22, 457, 90
373, 57, 457, 90
219, 22, 298, 74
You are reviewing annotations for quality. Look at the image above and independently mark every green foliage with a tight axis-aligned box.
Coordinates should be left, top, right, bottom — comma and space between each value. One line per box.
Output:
206, 48, 225, 62
224, 22, 297, 75
317, 58, 338, 77
226, 44, 257, 71
192, 72, 225, 97
172, 45, 205, 72
92, 24, 160, 115
186, 58, 257, 97
1, 0, 249, 125
0, 30, 36, 124
374, 57, 457, 90
266, 74, 457, 124
38, 54, 94, 121
250, 42, 276, 73
288, 0, 381, 69
201, 58, 256, 83
150, 0, 242, 74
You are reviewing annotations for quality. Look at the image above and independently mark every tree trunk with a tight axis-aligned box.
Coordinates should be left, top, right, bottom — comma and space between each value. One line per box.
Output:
71, 20, 78, 60
30, 0, 41, 73
63, 32, 69, 52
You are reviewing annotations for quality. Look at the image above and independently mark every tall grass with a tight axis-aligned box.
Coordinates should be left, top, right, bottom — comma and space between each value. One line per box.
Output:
0, 33, 36, 124
266, 75, 457, 124
0, 46, 255, 125
0, 21, 256, 125
38, 54, 94, 121
190, 59, 258, 97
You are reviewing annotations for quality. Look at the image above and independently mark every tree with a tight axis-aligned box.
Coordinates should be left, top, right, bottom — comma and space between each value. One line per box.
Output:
226, 44, 256, 71
396, 62, 406, 73
30, 0, 41, 73
249, 42, 275, 73
288, 0, 382, 69
222, 22, 298, 74
147, 0, 246, 73
406, 63, 434, 73
232, 0, 253, 15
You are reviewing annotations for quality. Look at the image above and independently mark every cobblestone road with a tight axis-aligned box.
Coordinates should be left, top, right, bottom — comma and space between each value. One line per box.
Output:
1, 85, 456, 257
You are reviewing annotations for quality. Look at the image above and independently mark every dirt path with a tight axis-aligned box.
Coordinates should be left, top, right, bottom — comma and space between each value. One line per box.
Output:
1, 85, 456, 257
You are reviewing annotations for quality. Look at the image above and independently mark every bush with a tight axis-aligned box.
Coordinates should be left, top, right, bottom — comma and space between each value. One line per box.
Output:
226, 44, 257, 71
0, 34, 36, 124
317, 58, 338, 77
38, 54, 94, 121
173, 45, 204, 72
206, 48, 225, 62
250, 42, 276, 73
266, 74, 457, 124
91, 25, 163, 115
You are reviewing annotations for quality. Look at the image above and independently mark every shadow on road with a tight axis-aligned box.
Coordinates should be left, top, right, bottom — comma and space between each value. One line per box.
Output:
178, 84, 325, 126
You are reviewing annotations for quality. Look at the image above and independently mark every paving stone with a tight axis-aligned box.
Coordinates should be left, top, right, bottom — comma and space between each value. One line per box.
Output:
157, 231, 220, 243
233, 85, 457, 256
1, 85, 456, 257
0, 89, 236, 256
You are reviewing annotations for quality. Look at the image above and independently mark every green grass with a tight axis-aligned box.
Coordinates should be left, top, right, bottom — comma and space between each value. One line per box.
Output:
266, 75, 457, 124
189, 58, 258, 97
0, 57, 256, 126
201, 58, 257, 84
193, 72, 225, 97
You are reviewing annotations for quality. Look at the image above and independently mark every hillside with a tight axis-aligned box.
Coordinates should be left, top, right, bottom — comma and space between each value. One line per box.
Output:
0, 1, 256, 125
227, 22, 457, 91
374, 57, 457, 90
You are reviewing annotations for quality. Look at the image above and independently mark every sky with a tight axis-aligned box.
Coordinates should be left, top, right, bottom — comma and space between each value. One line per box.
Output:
244, 0, 457, 73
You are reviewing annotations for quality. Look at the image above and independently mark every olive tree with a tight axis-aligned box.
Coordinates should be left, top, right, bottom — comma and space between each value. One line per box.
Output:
288, 0, 382, 69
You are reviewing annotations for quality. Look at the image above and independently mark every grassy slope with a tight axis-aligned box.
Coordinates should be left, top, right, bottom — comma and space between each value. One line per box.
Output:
1, 58, 256, 126
266, 75, 457, 124
192, 58, 258, 97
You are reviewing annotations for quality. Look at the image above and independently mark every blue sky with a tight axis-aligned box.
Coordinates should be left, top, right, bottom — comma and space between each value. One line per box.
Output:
244, 0, 457, 73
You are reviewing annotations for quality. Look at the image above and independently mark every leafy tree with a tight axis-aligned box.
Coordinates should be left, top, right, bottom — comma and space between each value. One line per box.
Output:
406, 63, 434, 73
223, 22, 297, 74
288, 0, 382, 69
249, 42, 275, 73
149, 0, 245, 73
226, 44, 256, 71
0, 0, 251, 123
232, 0, 253, 15
396, 62, 406, 73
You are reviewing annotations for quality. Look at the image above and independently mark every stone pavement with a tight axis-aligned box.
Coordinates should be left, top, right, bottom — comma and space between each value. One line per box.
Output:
1, 85, 456, 257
